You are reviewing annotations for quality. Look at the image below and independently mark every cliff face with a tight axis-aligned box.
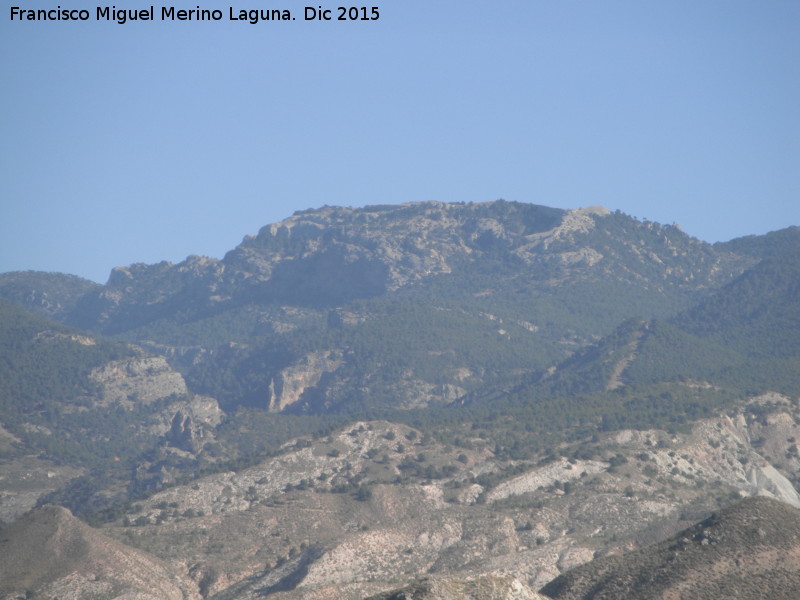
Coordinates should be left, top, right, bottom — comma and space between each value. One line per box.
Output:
90, 355, 189, 407
267, 351, 344, 412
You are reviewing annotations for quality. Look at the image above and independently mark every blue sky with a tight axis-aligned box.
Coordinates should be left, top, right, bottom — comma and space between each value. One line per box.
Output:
2, 1, 798, 283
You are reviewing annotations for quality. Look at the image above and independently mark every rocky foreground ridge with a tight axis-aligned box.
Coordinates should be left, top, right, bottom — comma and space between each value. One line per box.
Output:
0, 505, 198, 600
3, 414, 800, 600
3, 394, 799, 599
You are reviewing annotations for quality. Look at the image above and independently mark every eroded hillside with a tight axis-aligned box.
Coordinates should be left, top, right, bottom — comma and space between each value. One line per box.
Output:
85, 396, 800, 599
3, 398, 800, 599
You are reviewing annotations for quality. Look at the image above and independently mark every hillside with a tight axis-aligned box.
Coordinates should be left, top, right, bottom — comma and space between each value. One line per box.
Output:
366, 576, 547, 600
539, 238, 800, 403
2, 407, 800, 599
0, 299, 227, 522
678, 243, 800, 358
540, 496, 800, 600
84, 403, 800, 598
0, 504, 199, 599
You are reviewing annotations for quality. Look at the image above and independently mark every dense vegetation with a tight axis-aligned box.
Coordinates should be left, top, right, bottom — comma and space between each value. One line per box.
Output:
0, 299, 160, 472
0, 299, 132, 425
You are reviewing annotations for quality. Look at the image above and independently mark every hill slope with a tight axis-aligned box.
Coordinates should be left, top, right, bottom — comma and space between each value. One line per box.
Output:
366, 576, 547, 600
538, 236, 800, 403
0, 504, 199, 599
0, 299, 227, 521
540, 496, 800, 600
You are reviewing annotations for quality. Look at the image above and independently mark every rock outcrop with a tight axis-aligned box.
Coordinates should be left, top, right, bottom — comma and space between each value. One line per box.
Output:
267, 351, 344, 412
90, 355, 188, 407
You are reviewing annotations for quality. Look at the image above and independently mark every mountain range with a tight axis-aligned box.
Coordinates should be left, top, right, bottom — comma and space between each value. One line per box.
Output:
1, 200, 798, 599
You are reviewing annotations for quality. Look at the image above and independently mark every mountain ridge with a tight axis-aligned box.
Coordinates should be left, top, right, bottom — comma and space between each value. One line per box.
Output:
0, 200, 763, 417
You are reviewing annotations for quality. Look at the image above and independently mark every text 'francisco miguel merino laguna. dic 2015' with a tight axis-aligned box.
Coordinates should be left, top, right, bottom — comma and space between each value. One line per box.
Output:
9, 5, 381, 24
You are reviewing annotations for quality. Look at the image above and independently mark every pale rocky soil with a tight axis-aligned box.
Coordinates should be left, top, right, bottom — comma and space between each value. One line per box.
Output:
485, 458, 607, 503
3, 355, 799, 600
365, 575, 549, 600
80, 396, 800, 599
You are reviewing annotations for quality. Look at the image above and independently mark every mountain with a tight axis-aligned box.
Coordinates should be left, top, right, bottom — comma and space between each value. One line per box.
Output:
63, 202, 728, 336
0, 200, 798, 598
0, 201, 757, 416
1, 201, 796, 503
540, 496, 800, 600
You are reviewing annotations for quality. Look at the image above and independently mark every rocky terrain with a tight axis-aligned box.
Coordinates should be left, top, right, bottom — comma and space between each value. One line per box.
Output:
366, 576, 547, 600
21, 396, 790, 599
3, 402, 800, 599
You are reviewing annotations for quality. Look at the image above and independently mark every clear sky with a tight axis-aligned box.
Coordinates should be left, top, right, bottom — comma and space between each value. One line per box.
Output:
2, 1, 798, 283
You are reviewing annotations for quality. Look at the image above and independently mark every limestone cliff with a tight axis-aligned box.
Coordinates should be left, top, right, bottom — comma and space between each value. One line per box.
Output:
267, 351, 344, 412
90, 355, 188, 407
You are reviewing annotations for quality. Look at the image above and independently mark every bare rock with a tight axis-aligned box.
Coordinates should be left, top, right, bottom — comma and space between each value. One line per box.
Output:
90, 355, 188, 407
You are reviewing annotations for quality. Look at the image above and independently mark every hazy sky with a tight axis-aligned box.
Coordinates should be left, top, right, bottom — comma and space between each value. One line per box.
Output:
2, 1, 798, 283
